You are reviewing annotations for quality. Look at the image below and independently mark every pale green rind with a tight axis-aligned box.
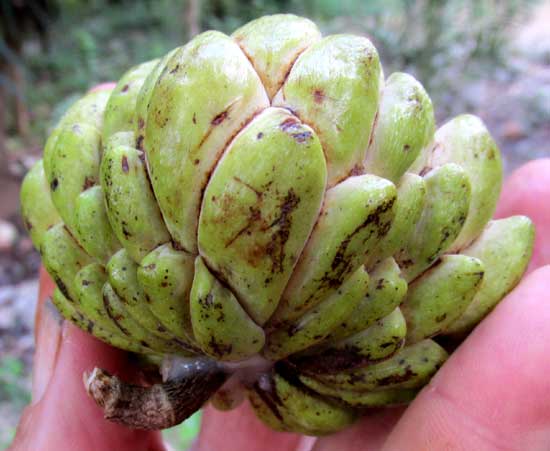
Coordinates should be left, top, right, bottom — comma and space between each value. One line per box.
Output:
364, 72, 435, 183
300, 375, 419, 407
43, 89, 111, 177
326, 307, 406, 362
272, 174, 396, 325
190, 257, 265, 361
232, 14, 322, 99
102, 59, 159, 143
51, 287, 151, 354
264, 264, 370, 360
41, 223, 93, 301
428, 115, 503, 251
247, 384, 292, 432
74, 262, 151, 346
401, 254, 484, 343
249, 373, 356, 436
198, 107, 327, 325
44, 123, 102, 231
301, 339, 448, 392
272, 372, 357, 435
145, 31, 269, 252
444, 216, 535, 336
395, 163, 471, 281
20, 160, 61, 249
366, 173, 426, 268
106, 249, 197, 353
327, 257, 407, 342
137, 243, 196, 342
100, 140, 170, 262
73, 186, 121, 262
329, 387, 419, 408
273, 34, 381, 186
134, 48, 179, 148
57, 89, 112, 131
293, 308, 406, 373
102, 282, 184, 354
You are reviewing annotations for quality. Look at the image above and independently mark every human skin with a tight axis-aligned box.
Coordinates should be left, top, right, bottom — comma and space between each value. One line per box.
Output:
9, 141, 550, 450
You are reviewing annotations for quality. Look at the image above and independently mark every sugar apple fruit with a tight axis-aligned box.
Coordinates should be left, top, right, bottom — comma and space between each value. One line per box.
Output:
20, 14, 534, 435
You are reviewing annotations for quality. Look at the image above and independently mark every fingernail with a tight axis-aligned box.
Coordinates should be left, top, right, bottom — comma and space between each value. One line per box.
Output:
296, 436, 317, 451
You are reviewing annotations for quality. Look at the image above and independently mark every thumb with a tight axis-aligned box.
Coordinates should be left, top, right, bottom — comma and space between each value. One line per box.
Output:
10, 269, 165, 451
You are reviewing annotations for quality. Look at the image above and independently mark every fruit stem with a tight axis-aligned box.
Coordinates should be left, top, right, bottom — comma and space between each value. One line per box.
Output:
85, 358, 227, 430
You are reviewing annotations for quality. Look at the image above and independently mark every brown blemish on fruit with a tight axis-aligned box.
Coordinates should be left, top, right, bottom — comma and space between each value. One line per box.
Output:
280, 117, 312, 143
121, 156, 129, 173
83, 176, 95, 190
53, 275, 71, 302
376, 366, 416, 386
368, 111, 379, 148
313, 89, 325, 104
348, 164, 364, 177
136, 135, 144, 151
233, 177, 262, 199
225, 206, 262, 248
208, 335, 233, 357
103, 293, 131, 336
211, 110, 229, 126
435, 313, 447, 323
418, 166, 432, 177
50, 178, 59, 191
121, 84, 130, 93
265, 189, 300, 274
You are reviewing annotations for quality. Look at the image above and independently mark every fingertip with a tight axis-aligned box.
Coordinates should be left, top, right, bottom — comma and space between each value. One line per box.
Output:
496, 159, 550, 271
88, 82, 117, 93
382, 263, 550, 450
197, 402, 303, 451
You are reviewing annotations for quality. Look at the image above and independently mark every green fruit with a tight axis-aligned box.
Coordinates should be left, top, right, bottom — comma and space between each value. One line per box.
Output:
21, 14, 534, 435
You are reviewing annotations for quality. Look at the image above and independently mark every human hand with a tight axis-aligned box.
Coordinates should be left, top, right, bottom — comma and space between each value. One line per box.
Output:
10, 157, 550, 451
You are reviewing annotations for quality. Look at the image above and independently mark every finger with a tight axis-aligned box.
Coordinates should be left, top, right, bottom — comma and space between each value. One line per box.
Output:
195, 402, 306, 451
382, 265, 550, 451
88, 82, 117, 93
12, 273, 166, 451
32, 267, 62, 402
313, 408, 404, 451
495, 158, 550, 272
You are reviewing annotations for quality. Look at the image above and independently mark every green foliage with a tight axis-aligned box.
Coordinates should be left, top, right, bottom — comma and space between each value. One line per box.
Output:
162, 410, 202, 450
0, 357, 31, 407
4, 0, 538, 144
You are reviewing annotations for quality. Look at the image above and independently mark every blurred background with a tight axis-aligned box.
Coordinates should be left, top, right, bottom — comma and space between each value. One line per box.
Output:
0, 0, 549, 448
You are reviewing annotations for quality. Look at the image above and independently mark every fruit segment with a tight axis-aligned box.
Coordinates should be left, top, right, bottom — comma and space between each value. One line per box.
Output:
101, 137, 170, 262
232, 14, 321, 99
144, 31, 269, 253
198, 107, 327, 325
444, 216, 535, 336
273, 34, 381, 186
396, 163, 471, 281
273, 174, 396, 325
20, 160, 61, 248
401, 254, 484, 343
190, 257, 265, 360
364, 72, 435, 183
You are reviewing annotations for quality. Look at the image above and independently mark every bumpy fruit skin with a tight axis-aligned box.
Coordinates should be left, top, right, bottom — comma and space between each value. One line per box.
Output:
21, 14, 534, 435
